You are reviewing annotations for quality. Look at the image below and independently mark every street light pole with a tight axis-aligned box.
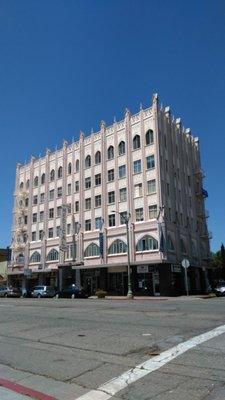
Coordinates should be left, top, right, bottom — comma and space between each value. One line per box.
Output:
112, 211, 133, 299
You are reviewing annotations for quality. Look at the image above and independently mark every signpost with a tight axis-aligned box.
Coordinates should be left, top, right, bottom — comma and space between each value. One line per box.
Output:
181, 258, 190, 296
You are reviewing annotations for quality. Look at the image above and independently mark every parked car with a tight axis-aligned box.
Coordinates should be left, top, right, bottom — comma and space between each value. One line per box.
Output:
213, 282, 225, 297
56, 283, 88, 299
31, 285, 56, 298
0, 285, 22, 298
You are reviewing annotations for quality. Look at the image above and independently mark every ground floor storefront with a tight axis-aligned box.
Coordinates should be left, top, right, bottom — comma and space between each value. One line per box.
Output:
8, 262, 207, 296
58, 262, 207, 297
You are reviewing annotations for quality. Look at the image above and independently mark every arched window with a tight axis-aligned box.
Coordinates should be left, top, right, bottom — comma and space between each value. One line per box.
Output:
84, 243, 100, 257
95, 151, 101, 164
145, 129, 154, 145
34, 176, 38, 187
108, 239, 127, 254
76, 159, 79, 172
136, 235, 158, 251
180, 238, 187, 254
41, 173, 45, 185
167, 234, 175, 251
26, 179, 30, 189
50, 169, 55, 181
133, 135, 141, 150
47, 249, 59, 261
58, 166, 63, 179
16, 253, 24, 264
19, 182, 24, 190
85, 155, 91, 168
30, 251, 41, 263
118, 141, 125, 155
68, 162, 72, 175
107, 146, 114, 160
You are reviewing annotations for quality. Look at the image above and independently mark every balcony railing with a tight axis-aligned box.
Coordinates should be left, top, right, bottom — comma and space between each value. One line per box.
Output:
197, 209, 209, 219
196, 188, 208, 198
194, 169, 205, 179
200, 231, 212, 240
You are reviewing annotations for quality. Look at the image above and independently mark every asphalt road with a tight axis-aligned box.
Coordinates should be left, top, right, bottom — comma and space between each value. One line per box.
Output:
0, 297, 225, 400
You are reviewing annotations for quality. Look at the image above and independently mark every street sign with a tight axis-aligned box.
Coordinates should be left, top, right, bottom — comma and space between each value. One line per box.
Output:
181, 259, 190, 269
181, 259, 190, 296
171, 264, 181, 273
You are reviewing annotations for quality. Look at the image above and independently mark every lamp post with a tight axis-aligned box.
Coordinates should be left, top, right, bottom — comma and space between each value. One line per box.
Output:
112, 211, 133, 299
72, 217, 81, 286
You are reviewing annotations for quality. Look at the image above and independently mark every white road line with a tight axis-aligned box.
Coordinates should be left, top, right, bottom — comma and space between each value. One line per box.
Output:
76, 324, 225, 400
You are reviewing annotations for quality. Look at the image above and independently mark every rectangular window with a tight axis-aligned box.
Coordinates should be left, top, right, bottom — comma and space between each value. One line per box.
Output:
40, 193, 44, 203
75, 181, 79, 192
85, 177, 91, 189
24, 215, 28, 225
33, 195, 38, 205
32, 232, 36, 241
149, 205, 157, 219
56, 226, 61, 237
135, 208, 144, 221
118, 165, 126, 179
49, 208, 54, 219
108, 191, 115, 204
95, 217, 102, 229
85, 219, 91, 231
108, 169, 114, 182
95, 195, 101, 207
108, 214, 115, 227
146, 155, 155, 170
25, 198, 29, 207
67, 223, 71, 235
133, 159, 141, 174
75, 201, 79, 212
119, 188, 127, 202
95, 173, 101, 186
33, 213, 37, 223
39, 211, 44, 222
147, 179, 156, 194
120, 211, 127, 225
57, 206, 62, 217
67, 183, 71, 195
39, 230, 43, 240
48, 227, 53, 238
85, 198, 91, 210
134, 183, 142, 197
49, 190, 54, 200
67, 203, 71, 214
57, 187, 62, 198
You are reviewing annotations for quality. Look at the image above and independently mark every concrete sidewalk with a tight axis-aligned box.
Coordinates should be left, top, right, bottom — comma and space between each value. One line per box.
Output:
89, 294, 214, 300
0, 364, 88, 400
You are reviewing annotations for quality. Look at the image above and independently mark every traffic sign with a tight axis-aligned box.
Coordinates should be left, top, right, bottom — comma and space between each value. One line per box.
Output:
181, 259, 190, 269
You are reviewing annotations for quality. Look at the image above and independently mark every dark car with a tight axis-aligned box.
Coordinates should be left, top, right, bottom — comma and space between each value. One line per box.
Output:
213, 282, 225, 297
0, 286, 22, 298
57, 283, 87, 299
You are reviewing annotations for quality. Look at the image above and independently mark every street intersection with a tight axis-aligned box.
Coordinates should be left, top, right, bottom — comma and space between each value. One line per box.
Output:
0, 296, 225, 399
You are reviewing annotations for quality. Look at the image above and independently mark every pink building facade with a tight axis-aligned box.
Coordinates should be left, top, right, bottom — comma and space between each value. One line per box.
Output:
8, 94, 211, 296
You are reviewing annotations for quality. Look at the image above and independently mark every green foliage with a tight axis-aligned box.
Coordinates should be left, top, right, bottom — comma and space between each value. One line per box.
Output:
210, 243, 225, 280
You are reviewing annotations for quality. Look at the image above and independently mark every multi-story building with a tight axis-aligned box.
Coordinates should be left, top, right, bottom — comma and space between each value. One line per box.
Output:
8, 94, 211, 295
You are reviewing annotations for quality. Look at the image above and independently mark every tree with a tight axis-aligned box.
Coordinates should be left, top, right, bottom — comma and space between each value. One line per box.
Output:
220, 243, 225, 279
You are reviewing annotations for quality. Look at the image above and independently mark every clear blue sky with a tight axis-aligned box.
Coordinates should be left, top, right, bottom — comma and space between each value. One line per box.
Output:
0, 0, 224, 252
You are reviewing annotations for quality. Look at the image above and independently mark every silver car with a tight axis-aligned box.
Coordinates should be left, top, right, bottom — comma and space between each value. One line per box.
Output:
31, 285, 55, 298
214, 282, 225, 297
0, 286, 21, 298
